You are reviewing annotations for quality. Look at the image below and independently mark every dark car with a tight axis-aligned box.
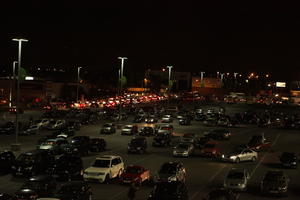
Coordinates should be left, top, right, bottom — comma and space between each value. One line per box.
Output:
280, 152, 298, 169
195, 113, 206, 121
128, 137, 147, 154
152, 133, 171, 147
14, 175, 57, 199
68, 136, 90, 156
66, 120, 81, 131
54, 181, 92, 200
179, 117, 191, 126
48, 154, 83, 181
100, 123, 116, 134
11, 150, 55, 177
0, 122, 15, 135
156, 162, 186, 183
260, 170, 289, 196
133, 115, 145, 123
0, 150, 15, 174
145, 115, 158, 123
0, 193, 13, 200
204, 129, 231, 140
139, 126, 155, 136
89, 138, 106, 152
148, 181, 188, 200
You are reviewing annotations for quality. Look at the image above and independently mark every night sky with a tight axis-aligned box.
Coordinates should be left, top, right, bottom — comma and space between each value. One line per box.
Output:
1, 1, 300, 80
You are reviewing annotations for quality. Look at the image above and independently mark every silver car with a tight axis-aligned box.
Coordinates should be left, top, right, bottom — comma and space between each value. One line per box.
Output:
224, 168, 250, 191
222, 149, 258, 163
173, 143, 194, 157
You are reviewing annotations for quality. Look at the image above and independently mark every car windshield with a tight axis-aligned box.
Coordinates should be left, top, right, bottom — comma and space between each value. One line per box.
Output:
227, 172, 244, 179
160, 164, 176, 174
17, 154, 34, 163
177, 144, 189, 149
125, 167, 140, 174
93, 159, 110, 168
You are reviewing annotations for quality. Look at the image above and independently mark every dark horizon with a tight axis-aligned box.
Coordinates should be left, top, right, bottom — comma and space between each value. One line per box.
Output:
1, 1, 300, 80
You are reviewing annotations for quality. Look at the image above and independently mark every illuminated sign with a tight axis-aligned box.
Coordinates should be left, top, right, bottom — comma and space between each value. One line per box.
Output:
276, 82, 286, 88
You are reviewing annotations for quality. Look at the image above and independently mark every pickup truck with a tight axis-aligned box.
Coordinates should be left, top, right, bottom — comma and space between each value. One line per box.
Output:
247, 135, 271, 152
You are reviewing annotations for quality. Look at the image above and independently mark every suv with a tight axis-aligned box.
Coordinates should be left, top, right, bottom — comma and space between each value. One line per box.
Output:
148, 181, 188, 200
261, 170, 289, 196
128, 137, 147, 154
155, 162, 186, 183
12, 150, 55, 177
224, 168, 250, 191
83, 155, 124, 183
50, 153, 83, 181
100, 123, 116, 134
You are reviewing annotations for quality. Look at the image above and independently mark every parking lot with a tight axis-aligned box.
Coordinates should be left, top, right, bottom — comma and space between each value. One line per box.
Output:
0, 103, 300, 200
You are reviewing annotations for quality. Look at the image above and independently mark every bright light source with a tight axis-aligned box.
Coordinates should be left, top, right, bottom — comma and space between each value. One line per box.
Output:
276, 82, 286, 88
25, 76, 34, 80
245, 79, 249, 83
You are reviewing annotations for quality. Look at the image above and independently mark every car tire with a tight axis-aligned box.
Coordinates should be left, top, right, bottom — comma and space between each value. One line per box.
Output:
235, 157, 240, 163
251, 156, 257, 162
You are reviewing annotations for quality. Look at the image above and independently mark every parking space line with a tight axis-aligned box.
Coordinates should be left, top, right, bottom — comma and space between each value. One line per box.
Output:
250, 132, 281, 177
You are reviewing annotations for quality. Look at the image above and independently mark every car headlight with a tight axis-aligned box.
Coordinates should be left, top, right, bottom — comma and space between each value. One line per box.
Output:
230, 156, 236, 159
221, 154, 225, 158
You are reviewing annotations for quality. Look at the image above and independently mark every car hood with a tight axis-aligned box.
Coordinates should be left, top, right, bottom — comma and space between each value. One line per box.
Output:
85, 167, 109, 173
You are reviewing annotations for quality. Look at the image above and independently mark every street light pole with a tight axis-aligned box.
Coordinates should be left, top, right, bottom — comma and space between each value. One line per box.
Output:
118, 57, 127, 120
12, 38, 28, 149
9, 61, 18, 108
167, 65, 173, 108
77, 67, 82, 102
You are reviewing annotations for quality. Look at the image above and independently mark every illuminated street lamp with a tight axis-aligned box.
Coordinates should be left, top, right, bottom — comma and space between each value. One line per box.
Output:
12, 38, 28, 148
77, 67, 82, 102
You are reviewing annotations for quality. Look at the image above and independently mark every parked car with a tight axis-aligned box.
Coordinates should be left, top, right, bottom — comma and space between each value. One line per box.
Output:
100, 123, 116, 134
179, 117, 191, 126
204, 129, 231, 140
128, 137, 147, 154
9, 106, 24, 114
139, 126, 155, 136
148, 181, 188, 200
33, 119, 50, 129
48, 154, 83, 181
145, 115, 158, 123
222, 148, 258, 163
53, 127, 75, 138
46, 120, 66, 130
152, 133, 171, 147
200, 141, 221, 158
66, 120, 81, 131
0, 121, 15, 135
38, 138, 69, 155
173, 143, 194, 157
157, 124, 173, 135
155, 162, 186, 183
280, 152, 298, 169
120, 165, 150, 185
204, 188, 240, 200
68, 136, 91, 156
248, 135, 272, 152
12, 150, 55, 177
19, 124, 40, 136
195, 113, 206, 121
0, 150, 15, 174
224, 168, 250, 191
161, 115, 173, 123
89, 138, 106, 152
260, 170, 289, 196
54, 181, 92, 200
83, 155, 124, 183
121, 125, 138, 135
14, 175, 57, 199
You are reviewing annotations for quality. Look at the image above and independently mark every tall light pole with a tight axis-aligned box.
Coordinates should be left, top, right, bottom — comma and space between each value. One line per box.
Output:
9, 61, 18, 108
76, 67, 82, 102
200, 71, 205, 87
118, 57, 127, 120
12, 38, 28, 149
167, 65, 173, 108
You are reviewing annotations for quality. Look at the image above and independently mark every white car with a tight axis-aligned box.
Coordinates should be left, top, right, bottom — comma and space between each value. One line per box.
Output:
224, 168, 250, 191
84, 155, 124, 183
161, 115, 173, 123
46, 120, 66, 130
173, 143, 194, 157
157, 124, 174, 135
222, 149, 258, 163
34, 119, 50, 129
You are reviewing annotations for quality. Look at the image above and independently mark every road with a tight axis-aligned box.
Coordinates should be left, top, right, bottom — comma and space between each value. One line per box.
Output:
0, 104, 300, 200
